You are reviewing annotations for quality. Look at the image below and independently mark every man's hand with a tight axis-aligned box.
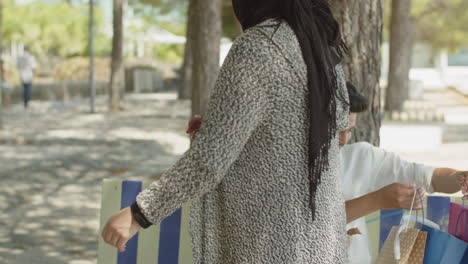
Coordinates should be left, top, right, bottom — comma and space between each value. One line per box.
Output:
101, 207, 142, 252
375, 183, 425, 210
452, 171, 468, 199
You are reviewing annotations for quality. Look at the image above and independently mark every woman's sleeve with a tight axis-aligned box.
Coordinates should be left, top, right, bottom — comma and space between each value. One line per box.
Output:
135, 34, 276, 224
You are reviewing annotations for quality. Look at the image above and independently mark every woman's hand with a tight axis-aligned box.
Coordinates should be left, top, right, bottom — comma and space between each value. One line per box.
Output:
187, 115, 204, 140
101, 207, 141, 252
375, 183, 425, 210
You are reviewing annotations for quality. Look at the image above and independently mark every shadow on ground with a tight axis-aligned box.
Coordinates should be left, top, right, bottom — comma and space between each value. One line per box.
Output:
0, 93, 190, 263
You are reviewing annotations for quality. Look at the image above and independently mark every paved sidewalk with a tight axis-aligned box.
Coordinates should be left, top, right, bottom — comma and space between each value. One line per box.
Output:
381, 89, 468, 172
0, 93, 191, 264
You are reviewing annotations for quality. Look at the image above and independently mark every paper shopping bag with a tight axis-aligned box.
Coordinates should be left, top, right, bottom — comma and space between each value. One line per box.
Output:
419, 223, 468, 264
407, 230, 427, 263
376, 226, 426, 264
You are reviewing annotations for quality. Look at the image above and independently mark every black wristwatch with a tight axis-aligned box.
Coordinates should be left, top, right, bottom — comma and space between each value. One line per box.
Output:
130, 202, 152, 229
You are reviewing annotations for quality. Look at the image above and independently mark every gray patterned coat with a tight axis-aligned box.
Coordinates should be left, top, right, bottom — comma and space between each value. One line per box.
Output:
137, 19, 350, 264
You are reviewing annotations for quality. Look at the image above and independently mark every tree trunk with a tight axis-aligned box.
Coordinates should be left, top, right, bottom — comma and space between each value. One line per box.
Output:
330, 0, 384, 146
89, 0, 96, 113
385, 0, 415, 111
178, 0, 195, 100
109, 0, 124, 112
191, 0, 223, 116
234, 18, 243, 36
0, 0, 3, 129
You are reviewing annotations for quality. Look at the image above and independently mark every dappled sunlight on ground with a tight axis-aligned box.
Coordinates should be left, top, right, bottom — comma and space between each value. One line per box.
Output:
0, 93, 190, 263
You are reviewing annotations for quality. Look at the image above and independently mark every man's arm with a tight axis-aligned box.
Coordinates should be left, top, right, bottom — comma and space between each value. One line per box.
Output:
345, 192, 381, 223
346, 183, 424, 223
345, 170, 468, 223
342, 143, 468, 223
432, 169, 468, 194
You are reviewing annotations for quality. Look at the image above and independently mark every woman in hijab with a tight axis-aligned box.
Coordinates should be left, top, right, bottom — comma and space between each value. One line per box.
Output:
102, 0, 350, 262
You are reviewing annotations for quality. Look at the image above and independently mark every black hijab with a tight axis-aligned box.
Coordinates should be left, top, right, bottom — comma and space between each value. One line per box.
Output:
232, 0, 347, 219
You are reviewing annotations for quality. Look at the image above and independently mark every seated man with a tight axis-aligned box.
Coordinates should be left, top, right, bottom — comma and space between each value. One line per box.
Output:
341, 83, 468, 264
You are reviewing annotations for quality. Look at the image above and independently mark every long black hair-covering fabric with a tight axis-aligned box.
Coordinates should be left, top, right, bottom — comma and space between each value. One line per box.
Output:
232, 0, 347, 219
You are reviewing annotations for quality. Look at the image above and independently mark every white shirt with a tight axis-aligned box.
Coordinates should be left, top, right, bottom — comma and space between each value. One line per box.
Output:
340, 142, 435, 264
17, 52, 37, 83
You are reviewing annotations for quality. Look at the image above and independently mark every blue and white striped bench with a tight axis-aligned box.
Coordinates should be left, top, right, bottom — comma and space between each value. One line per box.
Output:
97, 180, 193, 264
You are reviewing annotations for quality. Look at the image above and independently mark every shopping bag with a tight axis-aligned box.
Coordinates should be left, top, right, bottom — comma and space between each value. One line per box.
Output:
376, 225, 426, 264
97, 180, 194, 264
426, 196, 451, 232
376, 188, 429, 264
448, 202, 468, 243
419, 223, 468, 264
376, 187, 432, 264
461, 248, 468, 263
370, 196, 459, 262
407, 229, 427, 263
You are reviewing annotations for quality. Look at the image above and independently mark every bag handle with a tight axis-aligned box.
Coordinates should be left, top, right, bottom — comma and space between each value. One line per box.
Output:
394, 163, 439, 260
394, 184, 418, 261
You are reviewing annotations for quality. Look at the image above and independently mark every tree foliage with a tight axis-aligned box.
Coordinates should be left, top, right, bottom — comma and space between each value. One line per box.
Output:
385, 0, 468, 51
2, 0, 110, 57
413, 0, 468, 51
128, 0, 240, 39
128, 0, 187, 25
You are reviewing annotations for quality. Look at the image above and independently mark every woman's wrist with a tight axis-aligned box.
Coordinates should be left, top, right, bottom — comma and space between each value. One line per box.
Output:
130, 202, 152, 229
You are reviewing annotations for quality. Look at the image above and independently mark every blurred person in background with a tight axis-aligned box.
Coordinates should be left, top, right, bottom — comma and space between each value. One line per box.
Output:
0, 59, 10, 107
16, 46, 37, 108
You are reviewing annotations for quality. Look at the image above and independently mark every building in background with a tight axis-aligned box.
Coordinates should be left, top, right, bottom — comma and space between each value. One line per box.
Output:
381, 43, 468, 99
